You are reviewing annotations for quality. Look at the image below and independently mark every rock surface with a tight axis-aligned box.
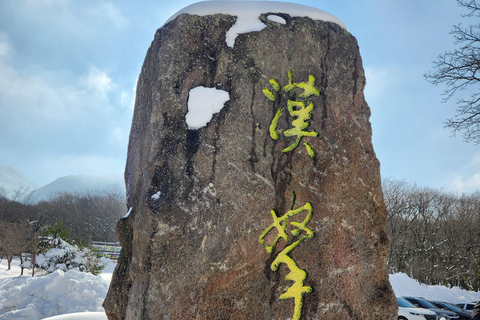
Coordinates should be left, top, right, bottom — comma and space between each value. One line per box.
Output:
104, 8, 397, 320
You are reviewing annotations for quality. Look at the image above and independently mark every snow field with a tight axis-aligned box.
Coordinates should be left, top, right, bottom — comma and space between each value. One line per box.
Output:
390, 272, 480, 304
42, 312, 107, 320
0, 257, 113, 320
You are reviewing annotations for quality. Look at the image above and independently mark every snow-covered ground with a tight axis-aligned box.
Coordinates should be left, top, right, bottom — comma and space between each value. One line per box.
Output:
0, 257, 479, 319
0, 257, 114, 320
390, 272, 480, 304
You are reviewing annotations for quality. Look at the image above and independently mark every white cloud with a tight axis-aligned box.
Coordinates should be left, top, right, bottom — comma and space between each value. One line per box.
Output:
120, 92, 133, 110
120, 79, 137, 111
0, 33, 11, 57
444, 152, 480, 193
15, 0, 128, 36
0, 0, 139, 185
470, 153, 480, 167
364, 66, 398, 104
450, 174, 480, 194
109, 127, 129, 147
80, 66, 115, 99
0, 61, 61, 119
111, 127, 124, 142
0, 60, 117, 121
0, 55, 131, 184
36, 154, 125, 184
91, 2, 128, 29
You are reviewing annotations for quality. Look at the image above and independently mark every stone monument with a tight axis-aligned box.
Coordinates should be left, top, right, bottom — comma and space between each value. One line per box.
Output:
104, 1, 397, 319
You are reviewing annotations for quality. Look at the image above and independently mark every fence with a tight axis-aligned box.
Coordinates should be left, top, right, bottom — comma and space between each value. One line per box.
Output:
90, 241, 122, 260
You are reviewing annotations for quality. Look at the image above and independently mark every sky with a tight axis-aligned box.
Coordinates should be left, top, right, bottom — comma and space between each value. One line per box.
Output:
0, 0, 478, 193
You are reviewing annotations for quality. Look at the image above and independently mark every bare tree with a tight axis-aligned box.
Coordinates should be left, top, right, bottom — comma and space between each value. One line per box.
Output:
0, 185, 7, 199
38, 189, 125, 242
384, 177, 480, 290
0, 222, 31, 271
383, 178, 413, 273
425, 0, 480, 143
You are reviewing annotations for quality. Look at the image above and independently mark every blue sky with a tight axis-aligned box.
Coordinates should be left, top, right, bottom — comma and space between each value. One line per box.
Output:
0, 0, 477, 193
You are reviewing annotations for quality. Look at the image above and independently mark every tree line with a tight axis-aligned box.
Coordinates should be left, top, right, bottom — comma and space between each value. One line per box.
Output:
0, 186, 125, 270
384, 177, 480, 291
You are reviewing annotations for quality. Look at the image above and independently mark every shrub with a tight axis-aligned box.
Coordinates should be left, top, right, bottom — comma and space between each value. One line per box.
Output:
23, 237, 107, 275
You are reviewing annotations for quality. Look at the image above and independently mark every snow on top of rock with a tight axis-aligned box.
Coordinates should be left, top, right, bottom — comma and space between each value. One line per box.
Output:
167, 1, 346, 47
266, 14, 286, 24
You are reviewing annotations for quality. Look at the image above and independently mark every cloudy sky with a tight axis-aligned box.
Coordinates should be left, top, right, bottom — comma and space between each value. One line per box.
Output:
0, 0, 477, 193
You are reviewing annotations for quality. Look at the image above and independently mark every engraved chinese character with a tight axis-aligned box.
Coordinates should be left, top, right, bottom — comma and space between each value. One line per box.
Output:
263, 70, 320, 158
259, 192, 314, 320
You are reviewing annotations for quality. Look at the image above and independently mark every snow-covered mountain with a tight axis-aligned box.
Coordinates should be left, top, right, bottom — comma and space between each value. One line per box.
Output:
0, 165, 125, 202
0, 165, 40, 198
30, 174, 125, 202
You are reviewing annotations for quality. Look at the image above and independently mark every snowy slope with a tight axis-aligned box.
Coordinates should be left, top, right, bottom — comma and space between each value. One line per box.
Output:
30, 174, 125, 202
0, 165, 125, 202
42, 313, 107, 320
0, 165, 39, 197
390, 272, 480, 304
0, 257, 114, 320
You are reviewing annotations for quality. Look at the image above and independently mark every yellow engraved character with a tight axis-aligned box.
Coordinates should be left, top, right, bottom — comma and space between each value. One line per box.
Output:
259, 193, 315, 320
263, 70, 320, 158
263, 79, 281, 101
271, 246, 313, 320
258, 202, 314, 253
269, 108, 283, 141
282, 99, 318, 153
283, 70, 320, 99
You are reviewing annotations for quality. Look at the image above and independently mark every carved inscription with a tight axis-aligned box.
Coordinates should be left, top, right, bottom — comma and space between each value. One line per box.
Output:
259, 192, 314, 320
263, 70, 320, 158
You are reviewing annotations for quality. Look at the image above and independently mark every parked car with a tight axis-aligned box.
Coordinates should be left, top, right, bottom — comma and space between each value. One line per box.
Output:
397, 297, 438, 320
456, 303, 477, 312
403, 296, 459, 320
431, 301, 472, 320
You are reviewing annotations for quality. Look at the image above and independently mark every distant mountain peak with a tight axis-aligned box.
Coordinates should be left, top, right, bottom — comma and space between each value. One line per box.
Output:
0, 165, 39, 197
30, 174, 125, 202
0, 165, 125, 202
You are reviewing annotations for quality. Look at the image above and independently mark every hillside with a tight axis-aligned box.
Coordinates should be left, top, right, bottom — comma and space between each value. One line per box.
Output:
0, 165, 39, 198
0, 165, 125, 202
30, 174, 125, 202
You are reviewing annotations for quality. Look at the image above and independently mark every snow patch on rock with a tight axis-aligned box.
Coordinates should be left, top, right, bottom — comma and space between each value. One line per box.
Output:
267, 14, 286, 24
123, 207, 132, 218
186, 86, 230, 129
151, 191, 161, 200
